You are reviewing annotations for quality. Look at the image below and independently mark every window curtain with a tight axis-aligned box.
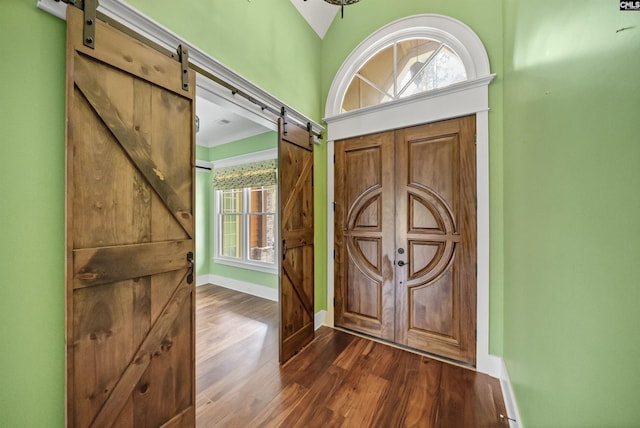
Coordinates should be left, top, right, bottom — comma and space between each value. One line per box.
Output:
212, 159, 277, 190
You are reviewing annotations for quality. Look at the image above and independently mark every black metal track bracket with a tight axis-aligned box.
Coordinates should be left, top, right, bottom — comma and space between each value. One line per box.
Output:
281, 107, 288, 136
83, 0, 97, 48
178, 44, 190, 91
55, 0, 97, 49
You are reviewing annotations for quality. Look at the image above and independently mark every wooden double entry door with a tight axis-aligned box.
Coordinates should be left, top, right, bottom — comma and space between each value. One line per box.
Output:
334, 116, 477, 365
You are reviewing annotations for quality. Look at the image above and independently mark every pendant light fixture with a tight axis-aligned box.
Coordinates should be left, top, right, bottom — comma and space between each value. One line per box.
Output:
324, 0, 359, 18
304, 0, 360, 19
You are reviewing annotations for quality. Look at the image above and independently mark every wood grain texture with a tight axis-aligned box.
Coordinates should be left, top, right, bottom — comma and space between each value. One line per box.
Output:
195, 285, 508, 428
73, 240, 192, 289
65, 7, 196, 426
334, 116, 477, 365
278, 118, 315, 363
73, 54, 194, 238
396, 116, 477, 365
334, 132, 396, 341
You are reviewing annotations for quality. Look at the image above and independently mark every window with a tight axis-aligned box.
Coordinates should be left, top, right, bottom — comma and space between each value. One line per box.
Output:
342, 37, 467, 112
325, 15, 495, 119
212, 150, 278, 273
217, 186, 276, 267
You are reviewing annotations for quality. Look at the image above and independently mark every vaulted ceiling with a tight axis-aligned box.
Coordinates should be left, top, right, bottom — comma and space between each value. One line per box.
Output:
196, 0, 339, 147
289, 0, 339, 39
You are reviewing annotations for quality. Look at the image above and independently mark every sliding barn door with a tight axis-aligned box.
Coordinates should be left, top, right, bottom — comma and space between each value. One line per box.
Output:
65, 7, 196, 427
278, 118, 315, 363
334, 116, 477, 365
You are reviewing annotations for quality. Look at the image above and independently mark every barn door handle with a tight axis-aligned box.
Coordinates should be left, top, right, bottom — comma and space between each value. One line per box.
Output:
186, 251, 194, 284
282, 240, 287, 261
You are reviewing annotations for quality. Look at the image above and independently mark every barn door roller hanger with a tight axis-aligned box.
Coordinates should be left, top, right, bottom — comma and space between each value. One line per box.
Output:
56, 0, 97, 48
55, 0, 192, 90
53, 0, 323, 127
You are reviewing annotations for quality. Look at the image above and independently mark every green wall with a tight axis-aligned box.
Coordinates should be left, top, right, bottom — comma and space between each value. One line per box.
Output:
4, 1, 638, 427
0, 1, 321, 426
209, 131, 276, 160
502, 1, 640, 426
124, 1, 330, 307
0, 2, 66, 426
320, 0, 506, 355
207, 132, 278, 290
126, 0, 323, 121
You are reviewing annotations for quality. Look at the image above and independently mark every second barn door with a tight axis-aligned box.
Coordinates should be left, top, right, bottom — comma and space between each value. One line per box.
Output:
334, 116, 477, 365
278, 117, 315, 363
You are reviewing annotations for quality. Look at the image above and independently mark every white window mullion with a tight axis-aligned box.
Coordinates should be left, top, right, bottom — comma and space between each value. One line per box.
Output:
393, 42, 398, 98
213, 183, 277, 273
397, 43, 445, 97
242, 187, 249, 262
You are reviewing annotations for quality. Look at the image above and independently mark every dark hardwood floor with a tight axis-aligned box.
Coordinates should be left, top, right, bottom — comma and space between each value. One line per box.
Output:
196, 284, 508, 427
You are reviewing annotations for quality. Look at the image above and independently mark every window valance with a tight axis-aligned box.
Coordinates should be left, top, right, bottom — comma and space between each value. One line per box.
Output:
212, 159, 277, 190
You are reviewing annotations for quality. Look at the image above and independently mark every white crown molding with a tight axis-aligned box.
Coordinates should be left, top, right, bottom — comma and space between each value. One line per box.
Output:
37, 0, 66, 18
195, 159, 212, 169
37, 0, 324, 138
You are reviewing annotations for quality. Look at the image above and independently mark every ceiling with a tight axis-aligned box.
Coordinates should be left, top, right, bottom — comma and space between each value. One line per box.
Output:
195, 96, 271, 148
289, 0, 339, 39
196, 1, 341, 148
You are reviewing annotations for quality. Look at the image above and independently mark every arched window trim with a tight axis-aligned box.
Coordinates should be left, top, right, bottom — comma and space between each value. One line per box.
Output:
325, 14, 492, 118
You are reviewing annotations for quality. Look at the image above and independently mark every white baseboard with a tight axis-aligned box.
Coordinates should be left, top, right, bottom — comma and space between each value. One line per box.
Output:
197, 274, 278, 302
198, 276, 328, 331
477, 353, 503, 378
314, 310, 327, 330
500, 358, 523, 428
196, 274, 214, 287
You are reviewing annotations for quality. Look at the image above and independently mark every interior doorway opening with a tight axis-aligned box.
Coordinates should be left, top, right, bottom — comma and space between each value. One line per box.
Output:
193, 75, 281, 423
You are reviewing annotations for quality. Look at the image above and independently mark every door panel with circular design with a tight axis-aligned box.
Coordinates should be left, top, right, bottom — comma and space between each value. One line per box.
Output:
396, 117, 476, 364
334, 116, 476, 365
334, 132, 395, 340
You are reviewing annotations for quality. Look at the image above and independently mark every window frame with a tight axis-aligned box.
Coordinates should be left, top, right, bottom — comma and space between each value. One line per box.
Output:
325, 14, 491, 119
212, 149, 278, 274
214, 185, 277, 273
342, 37, 469, 112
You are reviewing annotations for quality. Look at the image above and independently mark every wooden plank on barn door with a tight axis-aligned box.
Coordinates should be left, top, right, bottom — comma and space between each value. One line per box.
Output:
65, 6, 196, 427
278, 118, 315, 363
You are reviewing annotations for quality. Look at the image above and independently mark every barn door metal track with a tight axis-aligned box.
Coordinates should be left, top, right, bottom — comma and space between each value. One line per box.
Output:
55, 0, 323, 138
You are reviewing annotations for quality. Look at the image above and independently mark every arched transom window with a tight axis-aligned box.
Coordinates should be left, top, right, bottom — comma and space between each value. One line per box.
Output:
327, 15, 493, 118
343, 38, 467, 112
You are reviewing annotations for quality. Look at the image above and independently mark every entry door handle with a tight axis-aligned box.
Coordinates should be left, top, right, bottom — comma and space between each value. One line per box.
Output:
397, 260, 408, 267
